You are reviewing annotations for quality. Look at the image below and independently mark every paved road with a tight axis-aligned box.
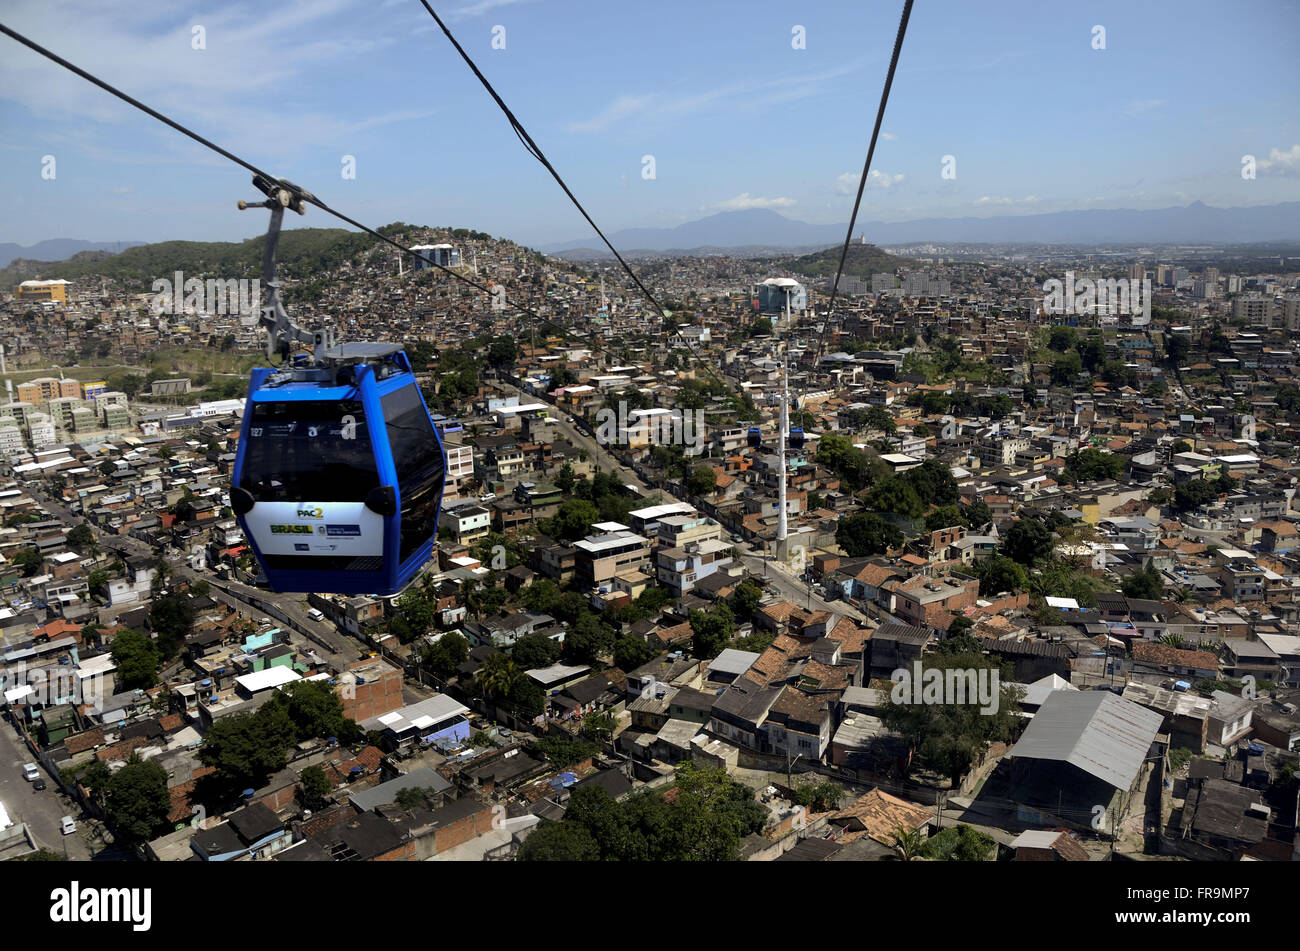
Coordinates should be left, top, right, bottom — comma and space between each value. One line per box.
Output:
741, 552, 869, 623
0, 718, 94, 859
497, 379, 652, 493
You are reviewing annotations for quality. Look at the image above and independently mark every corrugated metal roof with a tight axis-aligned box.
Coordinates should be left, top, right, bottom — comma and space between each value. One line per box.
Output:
1009, 691, 1164, 790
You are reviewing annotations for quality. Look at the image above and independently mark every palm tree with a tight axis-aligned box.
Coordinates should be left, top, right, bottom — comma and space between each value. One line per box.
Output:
476, 653, 520, 699
893, 826, 925, 862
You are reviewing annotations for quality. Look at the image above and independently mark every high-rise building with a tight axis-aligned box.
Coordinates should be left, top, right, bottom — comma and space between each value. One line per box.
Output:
409, 244, 460, 269
754, 278, 806, 314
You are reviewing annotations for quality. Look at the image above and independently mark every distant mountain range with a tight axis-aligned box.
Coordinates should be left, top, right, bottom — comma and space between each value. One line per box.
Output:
0, 239, 144, 270
546, 202, 1300, 255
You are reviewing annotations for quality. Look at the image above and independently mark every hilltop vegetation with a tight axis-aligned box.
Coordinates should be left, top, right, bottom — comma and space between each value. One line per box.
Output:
780, 242, 911, 281
0, 228, 379, 292
0, 222, 511, 293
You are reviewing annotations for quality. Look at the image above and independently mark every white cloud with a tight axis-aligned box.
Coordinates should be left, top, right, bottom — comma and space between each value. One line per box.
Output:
1258, 144, 1300, 176
0, 0, 404, 153
566, 59, 865, 134
445, 0, 537, 22
974, 195, 1040, 206
705, 193, 796, 211
836, 169, 903, 194
881, 132, 898, 141
1123, 99, 1165, 116
566, 95, 657, 134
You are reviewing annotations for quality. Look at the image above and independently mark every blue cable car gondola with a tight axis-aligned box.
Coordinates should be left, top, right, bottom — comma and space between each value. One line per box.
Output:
789, 426, 805, 449
746, 426, 762, 448
228, 176, 445, 596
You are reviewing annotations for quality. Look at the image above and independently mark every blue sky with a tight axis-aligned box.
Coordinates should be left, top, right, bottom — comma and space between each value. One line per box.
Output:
1, 0, 1298, 248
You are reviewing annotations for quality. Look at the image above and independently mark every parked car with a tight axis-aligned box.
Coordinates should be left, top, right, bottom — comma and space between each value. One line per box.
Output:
22, 763, 39, 782
60, 815, 77, 835
306, 608, 325, 622
32, 777, 46, 792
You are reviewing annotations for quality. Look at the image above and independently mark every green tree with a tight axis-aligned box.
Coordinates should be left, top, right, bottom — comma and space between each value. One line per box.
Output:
964, 498, 992, 527
476, 652, 521, 699
66, 523, 97, 554
11, 546, 44, 577
1047, 326, 1076, 352
104, 756, 171, 842
422, 631, 470, 677
613, 635, 657, 672
542, 498, 600, 543
555, 462, 575, 493
878, 652, 1023, 785
110, 628, 162, 690
269, 679, 360, 744
686, 464, 717, 497
149, 592, 195, 657
836, 513, 903, 557
1076, 334, 1106, 373
1121, 564, 1165, 600
972, 553, 1028, 597
535, 735, 599, 768
390, 587, 438, 643
866, 405, 897, 436
690, 602, 735, 659
298, 765, 332, 810
198, 703, 298, 788
1062, 448, 1126, 484
562, 611, 615, 665
1050, 351, 1083, 386
728, 579, 764, 622
867, 477, 924, 519
903, 459, 960, 507
1173, 479, 1220, 512
947, 615, 975, 638
517, 820, 602, 861
512, 633, 562, 669
921, 824, 996, 861
999, 518, 1054, 566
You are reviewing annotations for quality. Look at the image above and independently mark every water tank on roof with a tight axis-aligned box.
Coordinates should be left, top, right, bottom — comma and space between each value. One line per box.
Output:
242, 788, 255, 799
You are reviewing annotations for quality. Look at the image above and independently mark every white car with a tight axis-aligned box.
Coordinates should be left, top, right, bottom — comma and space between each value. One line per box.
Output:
22, 763, 39, 782
60, 815, 76, 835
306, 608, 325, 622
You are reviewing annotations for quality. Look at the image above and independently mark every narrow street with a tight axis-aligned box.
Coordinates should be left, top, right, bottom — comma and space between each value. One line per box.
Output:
740, 552, 870, 623
0, 716, 94, 859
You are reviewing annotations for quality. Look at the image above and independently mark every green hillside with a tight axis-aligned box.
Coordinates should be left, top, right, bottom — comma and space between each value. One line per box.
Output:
0, 227, 379, 292
780, 243, 911, 281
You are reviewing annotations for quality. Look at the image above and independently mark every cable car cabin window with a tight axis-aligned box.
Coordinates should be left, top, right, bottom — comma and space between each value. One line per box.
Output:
381, 384, 444, 564
241, 399, 379, 502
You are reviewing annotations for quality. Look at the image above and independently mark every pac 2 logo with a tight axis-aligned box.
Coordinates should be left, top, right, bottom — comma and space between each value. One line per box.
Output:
296, 507, 324, 519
